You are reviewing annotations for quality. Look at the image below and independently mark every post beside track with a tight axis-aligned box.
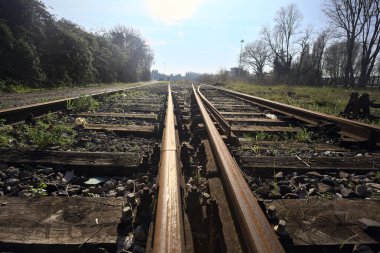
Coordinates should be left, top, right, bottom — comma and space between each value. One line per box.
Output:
153, 84, 185, 252
192, 84, 285, 253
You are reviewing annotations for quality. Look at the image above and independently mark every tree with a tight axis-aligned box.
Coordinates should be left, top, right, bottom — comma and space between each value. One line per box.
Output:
0, 0, 154, 88
241, 40, 270, 77
324, 0, 366, 86
358, 0, 380, 86
323, 41, 361, 84
262, 3, 302, 80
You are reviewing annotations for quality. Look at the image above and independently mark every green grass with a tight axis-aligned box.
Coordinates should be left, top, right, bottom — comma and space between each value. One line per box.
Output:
225, 81, 380, 125
28, 182, 48, 197
28, 114, 77, 149
0, 119, 12, 147
294, 128, 313, 142
67, 95, 99, 113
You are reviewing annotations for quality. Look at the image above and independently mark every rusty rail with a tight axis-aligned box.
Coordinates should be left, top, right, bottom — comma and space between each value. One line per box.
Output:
153, 84, 185, 252
202, 85, 380, 147
197, 87, 232, 138
192, 84, 285, 253
0, 82, 155, 124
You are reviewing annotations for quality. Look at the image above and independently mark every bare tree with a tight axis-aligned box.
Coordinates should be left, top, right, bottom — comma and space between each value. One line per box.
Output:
216, 68, 229, 83
324, 0, 366, 86
359, 0, 380, 86
262, 3, 303, 78
241, 40, 270, 77
310, 30, 330, 83
294, 27, 313, 77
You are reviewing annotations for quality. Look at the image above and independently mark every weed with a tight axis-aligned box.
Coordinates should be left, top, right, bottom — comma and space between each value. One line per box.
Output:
374, 171, 380, 183
0, 119, 12, 147
254, 131, 268, 141
250, 145, 261, 155
294, 128, 313, 142
28, 114, 77, 149
29, 182, 48, 197
68, 96, 99, 113
339, 235, 358, 250
318, 192, 335, 201
371, 192, 380, 200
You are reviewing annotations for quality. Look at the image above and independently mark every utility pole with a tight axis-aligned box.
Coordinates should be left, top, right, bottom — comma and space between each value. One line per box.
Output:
239, 39, 244, 78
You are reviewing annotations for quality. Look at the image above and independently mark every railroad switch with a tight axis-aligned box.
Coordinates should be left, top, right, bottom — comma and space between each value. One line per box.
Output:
343, 92, 380, 119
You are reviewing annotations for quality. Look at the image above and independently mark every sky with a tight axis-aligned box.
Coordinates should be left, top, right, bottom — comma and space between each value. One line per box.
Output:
41, 0, 328, 75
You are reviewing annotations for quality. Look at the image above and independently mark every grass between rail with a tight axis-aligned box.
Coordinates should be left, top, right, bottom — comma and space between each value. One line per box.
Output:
225, 81, 380, 126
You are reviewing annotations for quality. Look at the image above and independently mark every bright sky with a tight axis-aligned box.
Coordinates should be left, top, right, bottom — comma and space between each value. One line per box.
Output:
41, 0, 327, 75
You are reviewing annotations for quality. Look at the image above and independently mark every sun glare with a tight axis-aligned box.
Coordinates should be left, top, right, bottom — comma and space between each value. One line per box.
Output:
145, 0, 202, 24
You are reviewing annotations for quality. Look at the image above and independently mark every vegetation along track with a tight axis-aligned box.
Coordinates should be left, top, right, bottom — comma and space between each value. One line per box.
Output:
0, 82, 379, 253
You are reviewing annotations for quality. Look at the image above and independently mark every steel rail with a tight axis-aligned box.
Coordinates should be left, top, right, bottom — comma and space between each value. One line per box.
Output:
192, 84, 285, 253
197, 88, 232, 138
0, 82, 155, 124
202, 85, 380, 146
153, 84, 185, 252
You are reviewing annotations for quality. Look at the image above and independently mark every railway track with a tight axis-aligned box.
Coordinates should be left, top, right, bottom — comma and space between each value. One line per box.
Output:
0, 82, 379, 253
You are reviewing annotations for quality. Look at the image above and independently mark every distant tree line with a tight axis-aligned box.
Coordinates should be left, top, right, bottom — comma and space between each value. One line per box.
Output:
239, 0, 380, 87
0, 0, 153, 89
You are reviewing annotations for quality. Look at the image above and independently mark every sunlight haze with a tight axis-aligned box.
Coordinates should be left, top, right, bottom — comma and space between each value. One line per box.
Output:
41, 0, 326, 75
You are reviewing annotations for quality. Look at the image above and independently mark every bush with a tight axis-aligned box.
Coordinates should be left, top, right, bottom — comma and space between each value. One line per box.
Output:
68, 95, 99, 113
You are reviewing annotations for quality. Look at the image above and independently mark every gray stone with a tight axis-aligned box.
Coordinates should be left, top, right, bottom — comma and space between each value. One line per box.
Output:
127, 193, 136, 204
0, 171, 6, 180
339, 171, 350, 179
89, 186, 104, 194
367, 183, 380, 190
46, 183, 58, 193
116, 186, 126, 196
134, 225, 147, 241
340, 188, 360, 198
107, 190, 117, 197
5, 178, 19, 187
306, 171, 323, 179
121, 206, 133, 224
5, 167, 19, 177
274, 172, 283, 179
292, 176, 307, 184
257, 185, 270, 197
321, 176, 336, 187
38, 167, 54, 174
366, 171, 376, 178
57, 190, 68, 196
67, 185, 81, 195
308, 188, 316, 195
277, 180, 290, 186
279, 185, 292, 195
126, 180, 135, 190
135, 183, 146, 191
103, 181, 115, 191
317, 183, 333, 193
355, 185, 368, 197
